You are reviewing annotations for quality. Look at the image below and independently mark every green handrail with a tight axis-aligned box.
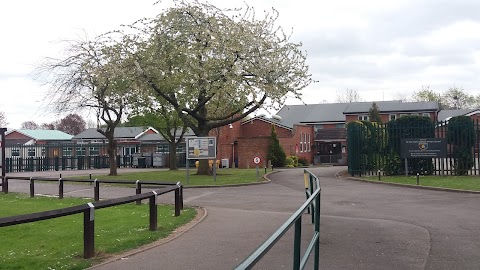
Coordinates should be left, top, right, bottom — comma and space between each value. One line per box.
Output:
235, 169, 321, 270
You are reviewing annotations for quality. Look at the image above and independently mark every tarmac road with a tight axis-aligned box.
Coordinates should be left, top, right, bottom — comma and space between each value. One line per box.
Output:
5, 166, 480, 269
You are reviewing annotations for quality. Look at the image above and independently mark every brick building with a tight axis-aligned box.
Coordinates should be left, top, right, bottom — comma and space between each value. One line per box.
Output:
211, 116, 314, 169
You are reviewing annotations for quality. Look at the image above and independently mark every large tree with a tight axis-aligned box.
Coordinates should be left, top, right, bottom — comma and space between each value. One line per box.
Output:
56, 113, 86, 135
125, 0, 311, 174
21, 121, 39, 129
38, 37, 136, 176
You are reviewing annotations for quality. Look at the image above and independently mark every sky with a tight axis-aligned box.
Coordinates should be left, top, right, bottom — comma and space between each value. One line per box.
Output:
1, 0, 480, 129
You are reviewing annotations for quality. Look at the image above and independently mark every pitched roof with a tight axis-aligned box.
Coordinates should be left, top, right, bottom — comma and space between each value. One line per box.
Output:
73, 127, 151, 140
275, 103, 350, 126
343, 101, 439, 114
241, 115, 294, 130
7, 130, 73, 141
437, 109, 479, 121
275, 101, 440, 126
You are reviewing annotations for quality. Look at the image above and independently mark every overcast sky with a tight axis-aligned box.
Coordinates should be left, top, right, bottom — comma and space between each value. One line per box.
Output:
1, 0, 480, 129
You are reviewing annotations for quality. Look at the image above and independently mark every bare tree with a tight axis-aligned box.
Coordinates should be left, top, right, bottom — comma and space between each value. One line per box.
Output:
335, 89, 362, 103
21, 121, 39, 129
56, 114, 86, 135
40, 122, 56, 130
37, 36, 136, 176
0, 111, 7, 127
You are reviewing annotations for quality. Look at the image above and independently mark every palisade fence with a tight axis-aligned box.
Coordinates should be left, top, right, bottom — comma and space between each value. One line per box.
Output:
4, 143, 190, 173
347, 116, 480, 176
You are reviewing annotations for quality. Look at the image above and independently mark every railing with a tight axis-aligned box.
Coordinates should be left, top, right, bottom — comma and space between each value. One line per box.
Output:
0, 177, 183, 259
1, 176, 183, 206
235, 169, 321, 270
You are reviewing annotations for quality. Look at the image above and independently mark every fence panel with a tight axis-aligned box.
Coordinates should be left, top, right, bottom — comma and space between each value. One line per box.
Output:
347, 118, 480, 176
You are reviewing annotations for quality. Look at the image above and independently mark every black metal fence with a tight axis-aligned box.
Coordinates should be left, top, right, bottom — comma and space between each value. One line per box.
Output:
0, 176, 183, 259
4, 143, 191, 173
347, 116, 480, 176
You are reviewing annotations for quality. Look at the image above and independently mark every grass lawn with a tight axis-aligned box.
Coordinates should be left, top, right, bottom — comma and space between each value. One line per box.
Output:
0, 193, 196, 270
363, 175, 480, 191
83, 168, 267, 186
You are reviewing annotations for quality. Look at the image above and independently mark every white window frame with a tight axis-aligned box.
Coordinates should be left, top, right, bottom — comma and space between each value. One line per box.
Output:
422, 113, 430, 117
358, 115, 369, 121
389, 114, 396, 121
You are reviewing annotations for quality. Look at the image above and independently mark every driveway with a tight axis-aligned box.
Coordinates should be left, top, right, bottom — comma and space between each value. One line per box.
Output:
5, 167, 480, 269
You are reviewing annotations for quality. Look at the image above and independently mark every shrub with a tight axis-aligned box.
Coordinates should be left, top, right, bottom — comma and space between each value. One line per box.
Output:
289, 156, 299, 167
267, 125, 286, 167
447, 116, 475, 175
298, 157, 309, 166
286, 156, 295, 167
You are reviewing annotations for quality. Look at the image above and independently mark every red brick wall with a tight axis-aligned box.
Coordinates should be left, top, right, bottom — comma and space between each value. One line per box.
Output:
241, 120, 291, 138
237, 137, 269, 168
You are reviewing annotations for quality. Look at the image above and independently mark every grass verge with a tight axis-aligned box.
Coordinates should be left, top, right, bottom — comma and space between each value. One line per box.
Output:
0, 193, 196, 270
363, 175, 480, 191
83, 168, 267, 186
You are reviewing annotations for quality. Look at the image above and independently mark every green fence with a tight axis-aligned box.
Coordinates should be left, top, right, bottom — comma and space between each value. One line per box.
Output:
4, 143, 188, 173
347, 116, 480, 176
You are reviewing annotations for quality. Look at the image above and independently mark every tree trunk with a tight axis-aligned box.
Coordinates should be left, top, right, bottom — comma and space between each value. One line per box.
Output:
107, 137, 118, 176
169, 142, 178, 170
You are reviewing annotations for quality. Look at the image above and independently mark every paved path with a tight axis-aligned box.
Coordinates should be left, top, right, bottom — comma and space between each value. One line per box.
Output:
5, 167, 480, 269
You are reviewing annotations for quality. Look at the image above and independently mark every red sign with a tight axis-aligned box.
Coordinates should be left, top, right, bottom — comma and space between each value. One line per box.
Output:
253, 156, 261, 164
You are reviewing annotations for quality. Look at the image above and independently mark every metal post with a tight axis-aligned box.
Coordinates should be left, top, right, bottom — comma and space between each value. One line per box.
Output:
309, 175, 314, 224
94, 179, 99, 201
314, 192, 321, 270
293, 218, 302, 270
416, 173, 419, 185
180, 185, 184, 209
136, 180, 141, 205
3, 176, 7, 194
404, 158, 408, 177
186, 159, 189, 184
256, 165, 259, 178
84, 202, 95, 259
174, 186, 181, 217
59, 178, 64, 199
149, 192, 158, 231
378, 170, 381, 181
29, 177, 34, 197
213, 161, 217, 183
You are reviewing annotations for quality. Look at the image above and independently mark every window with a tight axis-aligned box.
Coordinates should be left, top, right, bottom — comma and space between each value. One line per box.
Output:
28, 148, 36, 157
358, 115, 369, 121
335, 124, 345, 128
89, 147, 99, 156
300, 133, 304, 153
12, 147, 20, 157
76, 147, 86, 156
62, 147, 73, 157
314, 125, 323, 131
399, 114, 409, 117
389, 114, 396, 121
422, 113, 430, 117
307, 133, 311, 152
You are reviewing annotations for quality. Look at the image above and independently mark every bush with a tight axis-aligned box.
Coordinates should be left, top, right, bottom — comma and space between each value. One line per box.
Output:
298, 157, 309, 166
288, 156, 299, 167
448, 116, 475, 175
267, 125, 286, 167
286, 156, 295, 167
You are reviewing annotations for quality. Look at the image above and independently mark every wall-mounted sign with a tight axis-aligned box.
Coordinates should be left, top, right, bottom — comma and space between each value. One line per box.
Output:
400, 138, 447, 158
186, 137, 217, 160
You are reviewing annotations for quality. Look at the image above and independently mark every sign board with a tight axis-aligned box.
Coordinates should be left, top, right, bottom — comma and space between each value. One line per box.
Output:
253, 156, 261, 165
400, 138, 447, 158
186, 137, 217, 160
